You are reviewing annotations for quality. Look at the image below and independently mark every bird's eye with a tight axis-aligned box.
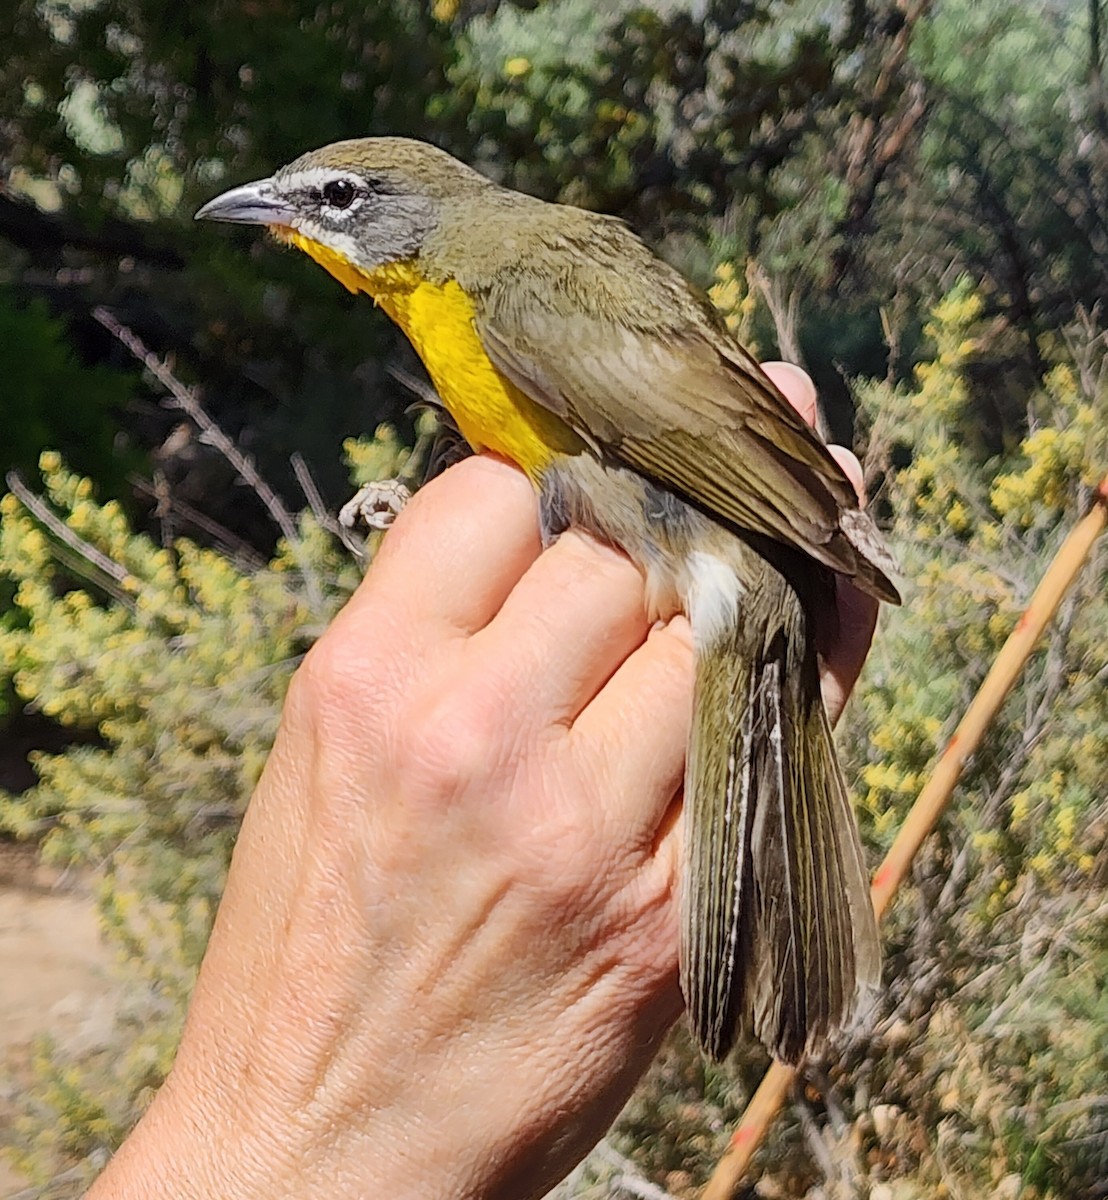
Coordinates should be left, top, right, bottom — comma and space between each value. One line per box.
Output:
322, 179, 357, 209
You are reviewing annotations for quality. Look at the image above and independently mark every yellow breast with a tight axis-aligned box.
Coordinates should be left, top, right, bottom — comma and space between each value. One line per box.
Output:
281, 232, 583, 476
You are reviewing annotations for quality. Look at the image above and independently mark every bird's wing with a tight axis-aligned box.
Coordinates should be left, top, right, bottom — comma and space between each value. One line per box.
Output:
473, 298, 901, 604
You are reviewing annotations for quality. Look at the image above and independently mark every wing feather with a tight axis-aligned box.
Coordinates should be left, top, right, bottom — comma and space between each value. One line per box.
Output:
475, 302, 900, 603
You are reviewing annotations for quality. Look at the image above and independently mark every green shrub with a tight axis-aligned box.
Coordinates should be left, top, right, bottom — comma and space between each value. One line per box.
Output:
0, 293, 138, 495
2, 293, 1106, 1197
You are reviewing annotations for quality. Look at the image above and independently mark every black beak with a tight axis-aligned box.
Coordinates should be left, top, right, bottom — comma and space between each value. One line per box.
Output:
195, 178, 296, 227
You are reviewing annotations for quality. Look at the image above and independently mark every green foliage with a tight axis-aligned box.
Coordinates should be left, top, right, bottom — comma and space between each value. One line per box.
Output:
453, 0, 865, 235
1, 0, 461, 515
903, 0, 1108, 362
833, 289, 1107, 1198
0, 292, 137, 491
1, 0, 453, 205
5, 0, 1104, 500
0, 431, 414, 1186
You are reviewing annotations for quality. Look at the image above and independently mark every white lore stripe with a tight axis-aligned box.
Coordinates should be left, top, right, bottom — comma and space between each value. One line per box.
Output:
279, 165, 358, 191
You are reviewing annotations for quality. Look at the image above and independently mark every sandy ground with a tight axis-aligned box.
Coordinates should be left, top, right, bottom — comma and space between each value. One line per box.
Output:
0, 843, 118, 1196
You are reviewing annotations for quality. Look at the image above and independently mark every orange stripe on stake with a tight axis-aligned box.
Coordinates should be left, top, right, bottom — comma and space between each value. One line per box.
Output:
702, 478, 1108, 1200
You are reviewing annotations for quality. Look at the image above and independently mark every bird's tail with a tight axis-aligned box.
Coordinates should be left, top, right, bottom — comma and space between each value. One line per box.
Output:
680, 556, 881, 1063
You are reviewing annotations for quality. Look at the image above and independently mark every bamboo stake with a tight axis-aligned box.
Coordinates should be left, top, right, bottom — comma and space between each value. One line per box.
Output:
702, 477, 1108, 1200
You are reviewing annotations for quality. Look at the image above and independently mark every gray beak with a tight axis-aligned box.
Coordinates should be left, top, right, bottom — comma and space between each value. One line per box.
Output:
195, 179, 296, 227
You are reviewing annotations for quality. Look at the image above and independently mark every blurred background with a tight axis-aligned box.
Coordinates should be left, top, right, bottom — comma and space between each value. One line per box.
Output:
1, 1, 1106, 1196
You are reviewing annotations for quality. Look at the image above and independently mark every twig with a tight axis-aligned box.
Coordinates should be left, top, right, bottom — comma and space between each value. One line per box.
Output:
794, 1095, 838, 1181
703, 475, 1108, 1200
934, 612, 1064, 917
92, 307, 324, 612
593, 1142, 680, 1200
5, 471, 135, 606
291, 452, 341, 535
129, 474, 266, 569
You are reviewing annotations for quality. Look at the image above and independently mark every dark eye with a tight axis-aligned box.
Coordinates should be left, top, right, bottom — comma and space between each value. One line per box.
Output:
322, 179, 357, 209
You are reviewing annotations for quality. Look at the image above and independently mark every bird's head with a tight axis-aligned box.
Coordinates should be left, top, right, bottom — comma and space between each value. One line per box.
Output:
195, 137, 492, 276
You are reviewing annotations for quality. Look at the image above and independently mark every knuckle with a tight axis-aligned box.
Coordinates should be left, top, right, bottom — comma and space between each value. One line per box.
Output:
391, 683, 509, 805
286, 623, 396, 737
293, 632, 363, 707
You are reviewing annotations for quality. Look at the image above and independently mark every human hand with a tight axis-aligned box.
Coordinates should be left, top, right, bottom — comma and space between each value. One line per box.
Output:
88, 367, 877, 1200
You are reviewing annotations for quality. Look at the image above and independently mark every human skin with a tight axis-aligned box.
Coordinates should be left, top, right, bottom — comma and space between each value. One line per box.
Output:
87, 365, 877, 1200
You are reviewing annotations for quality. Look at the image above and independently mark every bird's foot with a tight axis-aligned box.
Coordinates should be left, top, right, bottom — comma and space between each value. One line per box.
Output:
338, 478, 412, 561
339, 478, 412, 532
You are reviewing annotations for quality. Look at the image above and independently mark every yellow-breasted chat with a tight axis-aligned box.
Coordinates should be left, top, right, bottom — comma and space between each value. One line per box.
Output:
197, 137, 900, 1063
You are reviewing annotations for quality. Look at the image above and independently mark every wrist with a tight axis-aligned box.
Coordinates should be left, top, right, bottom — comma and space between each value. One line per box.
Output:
86, 1071, 447, 1200
85, 1073, 293, 1200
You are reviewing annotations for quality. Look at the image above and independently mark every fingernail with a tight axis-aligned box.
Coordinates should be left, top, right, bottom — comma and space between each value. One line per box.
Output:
828, 446, 865, 503
760, 361, 818, 427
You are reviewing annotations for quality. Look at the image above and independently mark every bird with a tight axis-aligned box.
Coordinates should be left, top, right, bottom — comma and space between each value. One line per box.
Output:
197, 137, 899, 1063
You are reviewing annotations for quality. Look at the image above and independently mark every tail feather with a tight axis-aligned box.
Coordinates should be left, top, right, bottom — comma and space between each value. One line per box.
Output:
681, 560, 881, 1063
682, 656, 758, 1059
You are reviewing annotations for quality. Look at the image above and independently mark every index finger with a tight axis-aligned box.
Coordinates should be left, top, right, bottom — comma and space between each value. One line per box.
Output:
342, 455, 542, 639
762, 361, 818, 428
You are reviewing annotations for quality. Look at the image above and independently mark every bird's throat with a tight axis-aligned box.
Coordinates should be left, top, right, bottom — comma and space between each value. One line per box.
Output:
275, 228, 584, 475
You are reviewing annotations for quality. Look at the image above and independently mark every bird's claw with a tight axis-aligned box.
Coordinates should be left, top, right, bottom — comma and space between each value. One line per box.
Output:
339, 478, 412, 532
337, 478, 412, 562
